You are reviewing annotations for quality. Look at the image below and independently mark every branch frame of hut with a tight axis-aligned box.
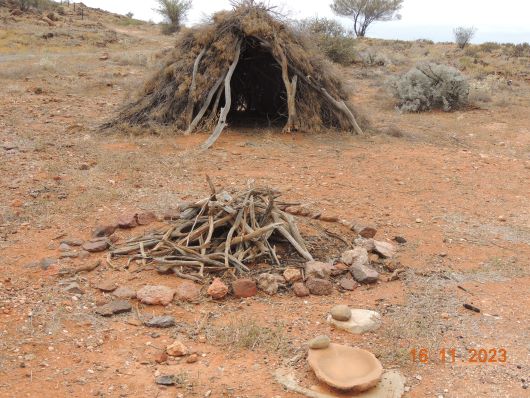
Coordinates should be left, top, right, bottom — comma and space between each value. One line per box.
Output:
104, 0, 365, 148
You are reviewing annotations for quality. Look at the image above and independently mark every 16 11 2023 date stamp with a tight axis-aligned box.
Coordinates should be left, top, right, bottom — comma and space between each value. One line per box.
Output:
410, 348, 507, 364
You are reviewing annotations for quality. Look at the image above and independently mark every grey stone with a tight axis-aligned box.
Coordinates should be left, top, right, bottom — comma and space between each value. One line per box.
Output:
60, 252, 78, 259
257, 273, 279, 295
373, 240, 396, 258
40, 257, 57, 270
304, 261, 332, 279
92, 225, 116, 238
341, 247, 369, 266
112, 286, 136, 299
353, 237, 376, 252
59, 243, 71, 252
327, 309, 382, 334
63, 282, 84, 295
82, 240, 109, 253
308, 335, 330, 349
61, 238, 83, 247
330, 305, 351, 321
155, 375, 176, 386
275, 368, 405, 398
350, 263, 379, 284
144, 315, 176, 328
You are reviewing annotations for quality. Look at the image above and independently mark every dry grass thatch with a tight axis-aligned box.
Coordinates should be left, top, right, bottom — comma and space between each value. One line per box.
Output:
105, 0, 364, 148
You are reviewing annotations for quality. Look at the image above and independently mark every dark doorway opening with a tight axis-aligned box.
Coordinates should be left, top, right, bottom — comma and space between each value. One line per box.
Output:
225, 37, 288, 127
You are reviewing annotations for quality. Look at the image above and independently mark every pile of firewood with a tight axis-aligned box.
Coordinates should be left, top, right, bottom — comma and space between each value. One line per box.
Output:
109, 179, 313, 281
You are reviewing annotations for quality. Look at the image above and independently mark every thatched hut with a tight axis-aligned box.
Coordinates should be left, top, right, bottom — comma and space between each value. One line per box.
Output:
107, 1, 363, 148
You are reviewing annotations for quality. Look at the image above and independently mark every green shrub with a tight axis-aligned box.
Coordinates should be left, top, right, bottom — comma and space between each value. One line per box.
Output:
297, 17, 356, 65
155, 0, 192, 35
390, 63, 469, 112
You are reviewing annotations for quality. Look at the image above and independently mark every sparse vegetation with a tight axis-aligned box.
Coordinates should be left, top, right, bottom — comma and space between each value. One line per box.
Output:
297, 17, 357, 65
454, 26, 476, 49
208, 318, 289, 352
390, 63, 469, 112
330, 0, 404, 37
155, 0, 192, 35
13, 0, 58, 11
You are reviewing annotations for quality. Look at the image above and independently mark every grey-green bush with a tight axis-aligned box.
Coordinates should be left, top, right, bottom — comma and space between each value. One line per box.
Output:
390, 63, 469, 112
453, 26, 476, 49
297, 17, 356, 65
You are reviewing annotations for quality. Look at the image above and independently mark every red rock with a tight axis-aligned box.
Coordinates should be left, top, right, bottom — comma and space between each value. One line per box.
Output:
331, 263, 349, 276
319, 214, 339, 222
232, 278, 257, 298
92, 224, 116, 238
154, 352, 168, 364
95, 300, 132, 317
174, 281, 201, 302
166, 340, 188, 357
95, 280, 117, 292
11, 199, 23, 208
293, 282, 310, 297
339, 277, 357, 291
186, 353, 198, 363
306, 277, 333, 296
117, 214, 137, 229
136, 285, 175, 306
137, 212, 157, 225
353, 224, 377, 239
207, 278, 228, 299
82, 240, 109, 253
283, 267, 302, 283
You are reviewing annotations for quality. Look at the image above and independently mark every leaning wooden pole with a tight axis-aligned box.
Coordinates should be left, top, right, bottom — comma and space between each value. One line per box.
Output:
201, 40, 242, 150
184, 48, 207, 128
186, 72, 226, 135
278, 48, 298, 133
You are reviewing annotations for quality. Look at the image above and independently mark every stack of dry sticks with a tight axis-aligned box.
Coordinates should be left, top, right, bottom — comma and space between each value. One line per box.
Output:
109, 179, 313, 281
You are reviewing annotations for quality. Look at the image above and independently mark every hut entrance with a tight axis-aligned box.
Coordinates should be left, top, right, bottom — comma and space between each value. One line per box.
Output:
226, 37, 287, 127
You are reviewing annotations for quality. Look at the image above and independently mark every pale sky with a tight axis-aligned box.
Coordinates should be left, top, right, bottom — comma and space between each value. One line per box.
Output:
82, 0, 530, 43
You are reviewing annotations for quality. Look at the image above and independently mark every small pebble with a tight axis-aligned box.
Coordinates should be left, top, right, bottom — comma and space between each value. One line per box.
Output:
330, 305, 351, 321
308, 335, 330, 349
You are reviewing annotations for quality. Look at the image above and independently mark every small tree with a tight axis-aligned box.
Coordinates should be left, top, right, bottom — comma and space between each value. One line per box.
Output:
330, 0, 403, 38
453, 27, 476, 49
155, 0, 192, 35
125, 12, 134, 19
